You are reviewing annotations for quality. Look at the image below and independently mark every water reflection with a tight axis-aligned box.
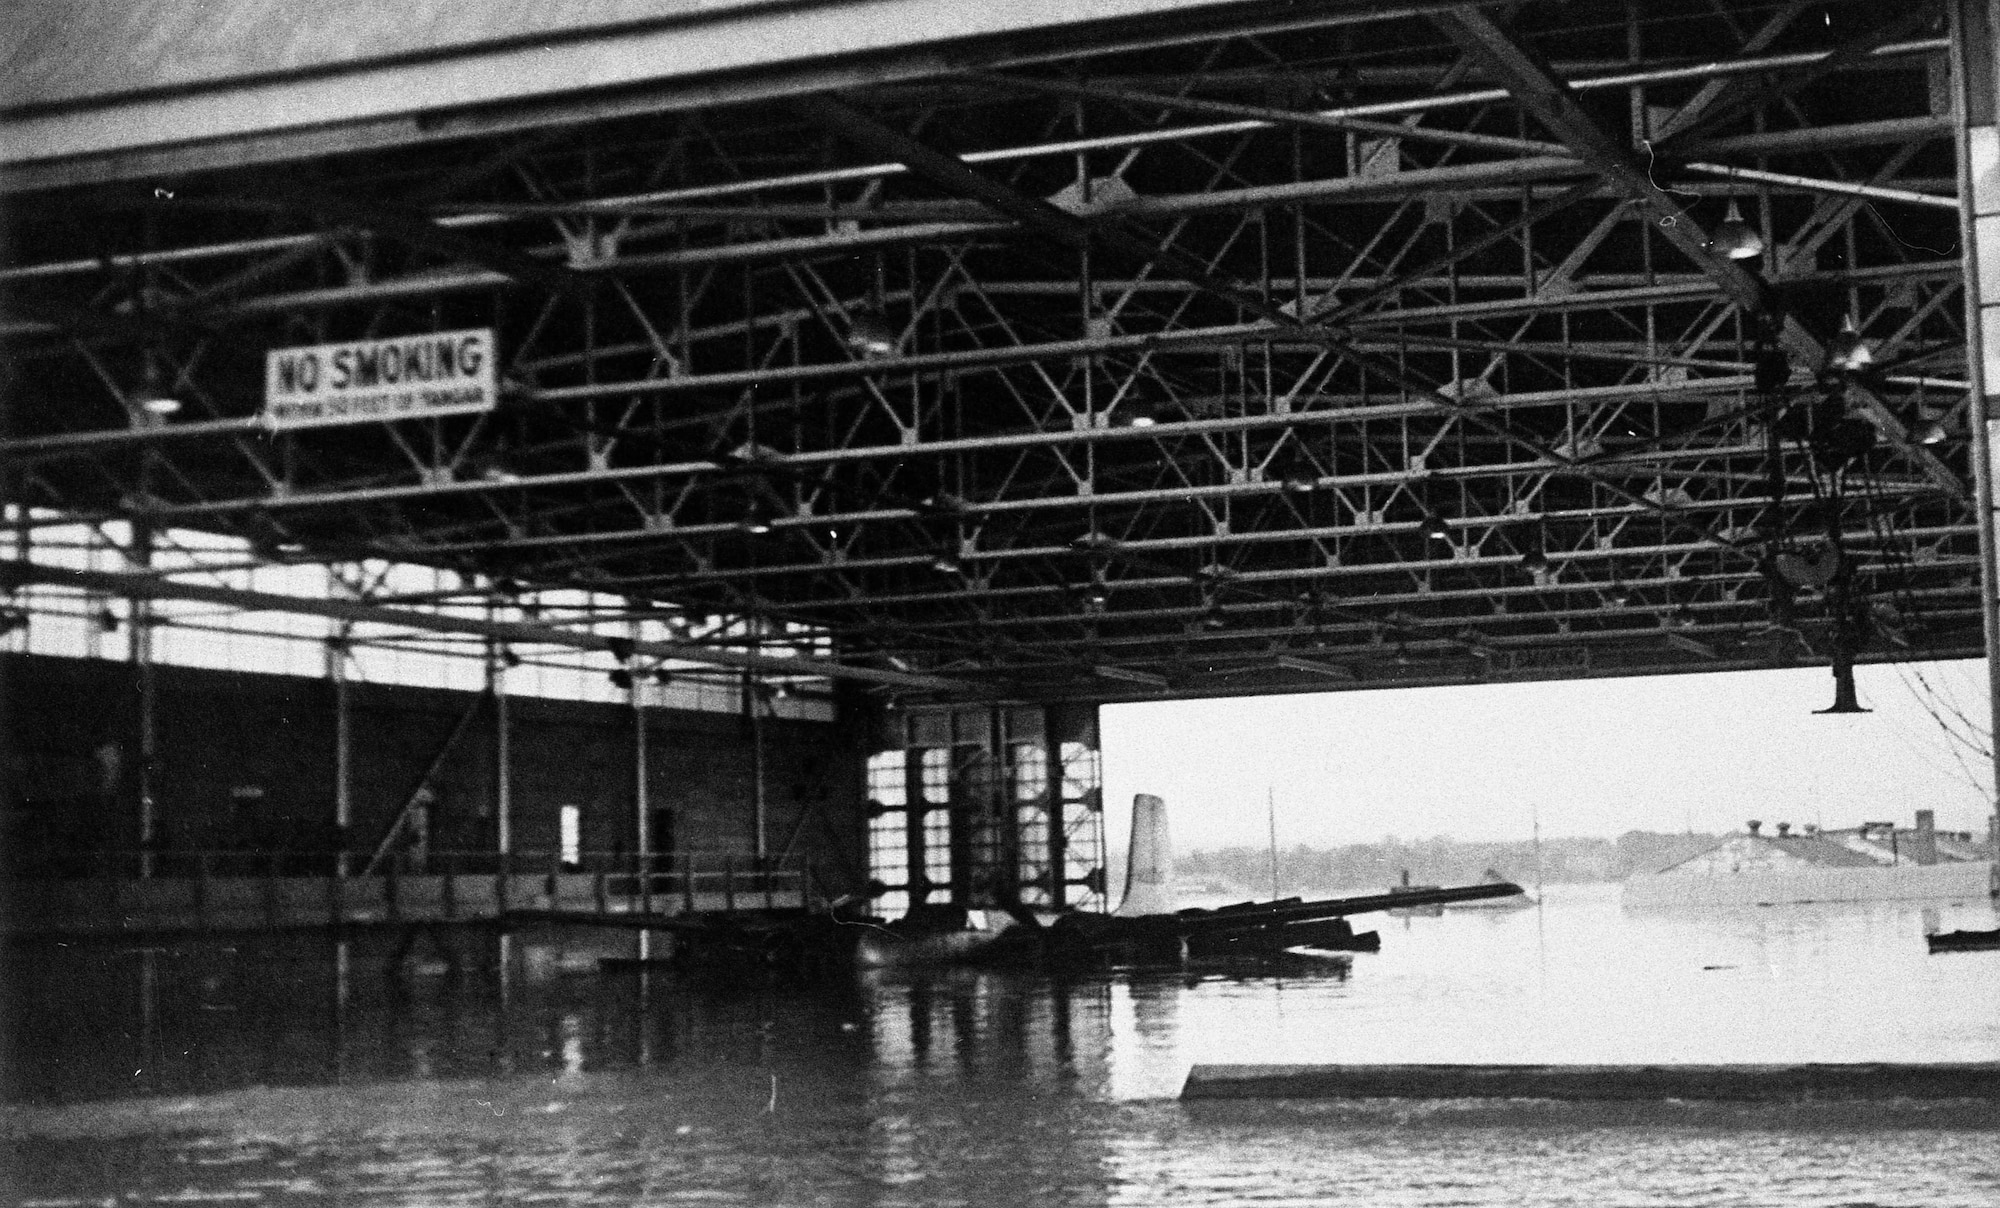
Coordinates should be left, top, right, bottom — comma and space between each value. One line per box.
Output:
4, 887, 1999, 1205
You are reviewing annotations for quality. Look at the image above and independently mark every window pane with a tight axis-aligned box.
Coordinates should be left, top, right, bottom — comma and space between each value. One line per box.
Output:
559, 805, 582, 867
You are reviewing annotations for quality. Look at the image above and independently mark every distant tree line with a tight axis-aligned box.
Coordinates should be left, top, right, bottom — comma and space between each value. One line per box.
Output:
1172, 831, 1725, 895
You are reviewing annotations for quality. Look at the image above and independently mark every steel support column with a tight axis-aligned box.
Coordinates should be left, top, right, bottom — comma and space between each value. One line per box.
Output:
1950, 0, 2000, 892
632, 652, 649, 956
748, 670, 769, 860
130, 523, 157, 879
491, 638, 512, 859
330, 628, 352, 877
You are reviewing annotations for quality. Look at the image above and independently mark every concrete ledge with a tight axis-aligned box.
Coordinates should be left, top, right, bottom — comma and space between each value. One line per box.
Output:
1181, 1063, 2000, 1102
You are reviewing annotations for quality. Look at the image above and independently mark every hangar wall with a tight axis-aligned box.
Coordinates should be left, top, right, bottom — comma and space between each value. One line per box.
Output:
0, 653, 870, 894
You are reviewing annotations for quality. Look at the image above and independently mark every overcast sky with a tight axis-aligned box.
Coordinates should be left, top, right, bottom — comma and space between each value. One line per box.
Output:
1100, 658, 1999, 853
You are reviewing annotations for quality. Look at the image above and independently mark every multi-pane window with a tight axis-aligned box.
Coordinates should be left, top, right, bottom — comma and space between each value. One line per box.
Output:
559, 804, 582, 868
917, 747, 953, 895
1012, 741, 1048, 801
0, 506, 836, 721
919, 747, 951, 799
921, 809, 952, 892
1013, 741, 1052, 905
866, 750, 909, 919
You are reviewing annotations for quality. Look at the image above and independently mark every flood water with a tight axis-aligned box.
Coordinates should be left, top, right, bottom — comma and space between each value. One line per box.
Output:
4, 883, 1999, 1206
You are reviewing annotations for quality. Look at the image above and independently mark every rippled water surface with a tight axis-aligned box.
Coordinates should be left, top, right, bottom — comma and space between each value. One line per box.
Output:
4, 884, 1998, 1206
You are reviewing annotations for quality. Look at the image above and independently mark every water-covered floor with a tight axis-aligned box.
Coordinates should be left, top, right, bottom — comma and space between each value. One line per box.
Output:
4, 884, 1998, 1206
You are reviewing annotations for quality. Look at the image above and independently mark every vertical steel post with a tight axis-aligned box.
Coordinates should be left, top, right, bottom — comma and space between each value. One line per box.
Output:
330, 628, 351, 879
1950, 0, 2000, 893
131, 520, 156, 879
632, 635, 650, 958
1044, 709, 1066, 912
749, 671, 768, 858
492, 631, 512, 915
634, 672, 648, 866
904, 743, 925, 907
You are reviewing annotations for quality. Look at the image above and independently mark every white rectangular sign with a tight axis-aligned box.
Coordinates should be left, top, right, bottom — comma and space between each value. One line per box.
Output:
264, 328, 495, 430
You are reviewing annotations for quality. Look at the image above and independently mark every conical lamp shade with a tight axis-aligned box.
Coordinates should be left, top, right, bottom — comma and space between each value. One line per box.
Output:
1712, 200, 1764, 260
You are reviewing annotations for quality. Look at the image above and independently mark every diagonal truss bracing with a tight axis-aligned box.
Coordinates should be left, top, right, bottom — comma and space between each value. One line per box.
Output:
0, 0, 1980, 704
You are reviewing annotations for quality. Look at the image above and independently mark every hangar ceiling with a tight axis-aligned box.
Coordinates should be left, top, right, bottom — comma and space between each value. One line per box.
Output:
0, 0, 1986, 706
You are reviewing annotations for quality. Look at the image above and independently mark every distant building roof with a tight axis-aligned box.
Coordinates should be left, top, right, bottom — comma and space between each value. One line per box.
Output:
1655, 833, 1888, 876
1757, 836, 1883, 867
1654, 823, 1992, 877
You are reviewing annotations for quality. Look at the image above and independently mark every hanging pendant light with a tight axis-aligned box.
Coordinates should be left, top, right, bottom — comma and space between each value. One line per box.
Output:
843, 307, 899, 359
1711, 199, 1764, 260
1828, 315, 1874, 373
1422, 512, 1451, 542
738, 500, 775, 535
1118, 402, 1160, 429
133, 357, 181, 418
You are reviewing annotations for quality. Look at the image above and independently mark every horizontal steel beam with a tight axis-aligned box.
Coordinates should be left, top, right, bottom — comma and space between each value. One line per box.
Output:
0, 561, 962, 692
739, 521, 1976, 616
118, 396, 1811, 532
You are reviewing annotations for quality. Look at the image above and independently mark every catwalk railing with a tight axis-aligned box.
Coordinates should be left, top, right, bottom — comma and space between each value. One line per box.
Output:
0, 849, 809, 936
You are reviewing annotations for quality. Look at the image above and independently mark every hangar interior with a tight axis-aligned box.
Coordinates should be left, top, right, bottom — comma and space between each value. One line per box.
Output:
3, 0, 1997, 924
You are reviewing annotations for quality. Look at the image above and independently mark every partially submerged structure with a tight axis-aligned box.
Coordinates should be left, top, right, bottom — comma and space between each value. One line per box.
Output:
1624, 812, 1995, 905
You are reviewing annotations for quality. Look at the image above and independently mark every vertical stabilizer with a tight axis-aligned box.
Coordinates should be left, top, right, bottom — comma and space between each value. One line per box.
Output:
1116, 793, 1177, 917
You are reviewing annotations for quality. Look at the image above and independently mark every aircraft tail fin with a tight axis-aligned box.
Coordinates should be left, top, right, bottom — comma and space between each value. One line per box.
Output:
1115, 793, 1177, 917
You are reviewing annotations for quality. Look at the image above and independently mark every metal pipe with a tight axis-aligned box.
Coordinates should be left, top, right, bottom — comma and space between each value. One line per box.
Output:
1682, 161, 1959, 209
2, 415, 264, 461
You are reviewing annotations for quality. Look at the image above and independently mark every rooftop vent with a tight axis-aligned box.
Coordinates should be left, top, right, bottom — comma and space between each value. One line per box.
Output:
1747, 819, 1762, 836
1776, 822, 1791, 837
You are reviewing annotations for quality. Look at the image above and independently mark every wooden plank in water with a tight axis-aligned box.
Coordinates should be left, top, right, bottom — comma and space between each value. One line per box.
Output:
1181, 1063, 2000, 1101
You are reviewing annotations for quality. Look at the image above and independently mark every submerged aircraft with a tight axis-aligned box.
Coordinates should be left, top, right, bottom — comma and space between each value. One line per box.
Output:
858, 793, 1524, 971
